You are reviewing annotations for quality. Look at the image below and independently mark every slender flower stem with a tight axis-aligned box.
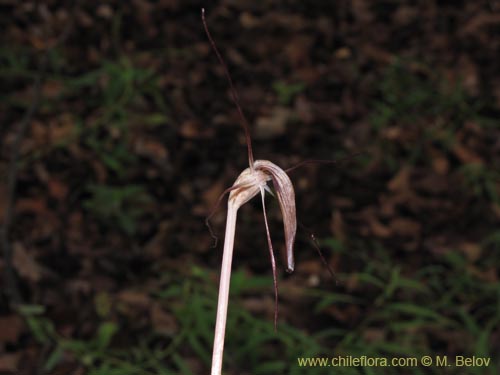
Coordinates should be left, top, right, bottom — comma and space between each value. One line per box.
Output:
211, 202, 238, 375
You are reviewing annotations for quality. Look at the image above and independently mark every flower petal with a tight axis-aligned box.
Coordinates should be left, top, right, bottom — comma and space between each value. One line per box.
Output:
228, 167, 269, 210
254, 160, 296, 272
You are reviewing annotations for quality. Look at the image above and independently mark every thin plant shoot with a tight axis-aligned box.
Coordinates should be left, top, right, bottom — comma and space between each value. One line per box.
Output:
202, 8, 348, 375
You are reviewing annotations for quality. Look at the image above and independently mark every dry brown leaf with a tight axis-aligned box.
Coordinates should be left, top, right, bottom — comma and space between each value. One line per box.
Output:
363, 328, 386, 343
361, 208, 391, 238
15, 197, 47, 215
330, 210, 345, 242
295, 95, 314, 124
456, 55, 480, 95
202, 178, 226, 209
117, 290, 151, 309
0, 353, 20, 372
362, 43, 394, 64
296, 259, 322, 275
459, 242, 482, 262
491, 203, 500, 219
389, 217, 421, 237
49, 115, 75, 144
351, 0, 374, 23
387, 166, 411, 192
144, 221, 171, 258
379, 192, 402, 217
413, 173, 449, 195
344, 273, 360, 292
12, 243, 43, 283
255, 107, 291, 139
48, 178, 69, 201
285, 35, 314, 67
0, 315, 24, 343
241, 296, 274, 315
179, 120, 199, 138
460, 13, 500, 35
393, 5, 418, 26
325, 304, 361, 324
151, 303, 178, 335
90, 158, 108, 183
266, 13, 308, 31
432, 156, 450, 175
41, 80, 64, 98
97, 4, 113, 19
133, 137, 168, 161
468, 266, 498, 283
384, 127, 402, 140
67, 279, 92, 295
452, 142, 483, 164
240, 12, 260, 28
423, 236, 450, 256
332, 196, 354, 208
334, 47, 352, 59
296, 66, 322, 84
369, 217, 391, 238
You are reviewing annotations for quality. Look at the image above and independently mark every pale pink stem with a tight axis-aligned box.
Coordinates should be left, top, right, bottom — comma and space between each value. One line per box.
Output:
211, 201, 238, 375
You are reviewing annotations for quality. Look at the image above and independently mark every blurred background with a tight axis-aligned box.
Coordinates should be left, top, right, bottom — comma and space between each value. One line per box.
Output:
1, 1, 500, 374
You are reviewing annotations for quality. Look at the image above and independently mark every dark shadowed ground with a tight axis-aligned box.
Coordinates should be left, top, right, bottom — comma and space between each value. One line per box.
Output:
1, 1, 500, 374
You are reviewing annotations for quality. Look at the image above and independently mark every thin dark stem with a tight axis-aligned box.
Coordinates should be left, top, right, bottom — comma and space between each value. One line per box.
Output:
1, 73, 42, 305
1, 0, 77, 307
205, 183, 245, 247
260, 188, 279, 331
299, 222, 338, 284
201, 8, 255, 170
285, 152, 365, 174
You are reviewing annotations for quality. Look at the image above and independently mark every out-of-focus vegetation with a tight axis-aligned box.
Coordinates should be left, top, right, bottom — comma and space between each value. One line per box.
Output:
1, 1, 499, 374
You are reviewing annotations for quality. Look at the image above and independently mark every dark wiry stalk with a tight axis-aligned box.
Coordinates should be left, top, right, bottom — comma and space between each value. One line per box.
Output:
260, 187, 279, 330
285, 152, 365, 173
299, 222, 338, 283
1, 0, 77, 307
201, 8, 255, 170
205, 183, 245, 247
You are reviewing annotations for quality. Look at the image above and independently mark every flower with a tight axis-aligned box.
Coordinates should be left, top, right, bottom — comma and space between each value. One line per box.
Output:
229, 159, 297, 272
